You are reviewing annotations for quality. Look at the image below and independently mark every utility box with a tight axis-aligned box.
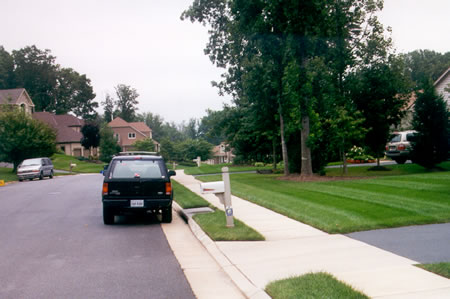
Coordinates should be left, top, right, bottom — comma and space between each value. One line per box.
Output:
200, 181, 225, 194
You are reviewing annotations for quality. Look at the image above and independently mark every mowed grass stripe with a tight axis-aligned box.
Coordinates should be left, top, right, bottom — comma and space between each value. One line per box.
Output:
298, 183, 449, 218
233, 186, 381, 232
201, 172, 450, 233
328, 181, 450, 209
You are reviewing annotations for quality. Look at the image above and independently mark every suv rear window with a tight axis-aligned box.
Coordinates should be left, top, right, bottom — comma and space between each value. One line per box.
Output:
389, 134, 401, 143
111, 159, 164, 179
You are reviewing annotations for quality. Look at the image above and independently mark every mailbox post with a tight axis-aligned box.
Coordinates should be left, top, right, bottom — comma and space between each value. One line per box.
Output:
200, 167, 234, 227
221, 167, 234, 227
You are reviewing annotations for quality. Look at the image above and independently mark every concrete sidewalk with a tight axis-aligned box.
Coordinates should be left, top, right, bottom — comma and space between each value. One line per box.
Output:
172, 170, 450, 299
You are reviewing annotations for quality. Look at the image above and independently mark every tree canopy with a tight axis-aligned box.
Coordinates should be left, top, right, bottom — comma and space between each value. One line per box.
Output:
0, 45, 98, 119
0, 109, 56, 171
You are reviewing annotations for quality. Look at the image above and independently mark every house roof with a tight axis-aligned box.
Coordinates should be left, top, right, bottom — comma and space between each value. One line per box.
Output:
108, 116, 130, 127
434, 67, 450, 87
130, 122, 151, 133
108, 117, 151, 137
33, 112, 84, 143
0, 88, 35, 106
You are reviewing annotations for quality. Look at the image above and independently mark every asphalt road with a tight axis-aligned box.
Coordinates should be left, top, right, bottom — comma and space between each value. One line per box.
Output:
347, 223, 450, 264
0, 174, 194, 299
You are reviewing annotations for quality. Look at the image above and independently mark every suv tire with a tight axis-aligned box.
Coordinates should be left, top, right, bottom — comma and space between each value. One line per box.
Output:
49, 170, 54, 179
394, 158, 406, 164
162, 207, 172, 223
39, 172, 44, 180
103, 206, 115, 225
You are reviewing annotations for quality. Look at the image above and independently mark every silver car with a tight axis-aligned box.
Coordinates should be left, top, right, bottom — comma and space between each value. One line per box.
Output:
385, 130, 417, 164
17, 157, 54, 181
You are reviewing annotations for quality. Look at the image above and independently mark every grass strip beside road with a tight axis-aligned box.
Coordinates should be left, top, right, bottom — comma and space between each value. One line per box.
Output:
172, 181, 211, 209
417, 263, 450, 279
172, 180, 264, 241
0, 167, 18, 183
193, 210, 265, 241
197, 168, 450, 233
265, 272, 369, 299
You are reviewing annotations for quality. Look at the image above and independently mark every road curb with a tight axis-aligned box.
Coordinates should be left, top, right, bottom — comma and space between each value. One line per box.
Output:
172, 202, 270, 299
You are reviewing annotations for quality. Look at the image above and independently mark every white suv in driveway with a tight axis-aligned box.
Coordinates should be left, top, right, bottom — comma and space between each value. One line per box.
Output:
385, 130, 417, 164
17, 157, 54, 181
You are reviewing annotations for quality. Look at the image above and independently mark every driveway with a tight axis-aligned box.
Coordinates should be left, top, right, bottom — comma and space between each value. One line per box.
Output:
347, 223, 450, 264
0, 174, 194, 299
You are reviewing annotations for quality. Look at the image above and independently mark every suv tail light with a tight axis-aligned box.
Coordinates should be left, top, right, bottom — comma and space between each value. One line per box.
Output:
165, 182, 172, 195
385, 145, 388, 151
398, 144, 406, 150
102, 183, 108, 195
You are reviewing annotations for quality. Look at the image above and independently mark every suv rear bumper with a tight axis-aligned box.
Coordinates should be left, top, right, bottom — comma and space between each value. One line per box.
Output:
102, 198, 172, 211
385, 151, 409, 158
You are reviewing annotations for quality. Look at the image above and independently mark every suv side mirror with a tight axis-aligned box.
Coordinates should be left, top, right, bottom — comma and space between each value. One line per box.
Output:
168, 170, 176, 177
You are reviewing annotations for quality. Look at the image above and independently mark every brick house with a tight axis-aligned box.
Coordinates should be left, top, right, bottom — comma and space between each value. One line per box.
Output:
33, 112, 95, 157
108, 117, 160, 152
0, 88, 35, 114
206, 142, 234, 165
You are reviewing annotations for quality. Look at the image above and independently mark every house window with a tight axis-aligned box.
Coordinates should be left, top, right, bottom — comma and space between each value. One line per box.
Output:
128, 132, 136, 139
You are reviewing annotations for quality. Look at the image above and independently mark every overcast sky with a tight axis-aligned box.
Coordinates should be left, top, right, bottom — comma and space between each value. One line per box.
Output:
1, 0, 449, 123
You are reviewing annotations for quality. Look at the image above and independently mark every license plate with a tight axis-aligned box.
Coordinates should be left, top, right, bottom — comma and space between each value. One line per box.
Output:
130, 200, 144, 207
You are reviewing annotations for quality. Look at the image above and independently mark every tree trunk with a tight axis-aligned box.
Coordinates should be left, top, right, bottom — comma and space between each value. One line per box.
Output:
377, 156, 380, 167
279, 106, 290, 176
272, 137, 277, 170
300, 114, 313, 176
342, 151, 348, 175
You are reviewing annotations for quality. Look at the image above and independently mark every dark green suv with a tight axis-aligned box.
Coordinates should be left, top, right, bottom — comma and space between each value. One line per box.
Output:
101, 152, 176, 225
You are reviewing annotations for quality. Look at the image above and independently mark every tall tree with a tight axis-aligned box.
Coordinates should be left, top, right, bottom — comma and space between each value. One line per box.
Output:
12, 45, 58, 112
411, 81, 449, 168
102, 93, 115, 123
0, 109, 56, 171
81, 122, 101, 157
402, 50, 450, 88
114, 84, 139, 122
350, 56, 409, 165
53, 68, 98, 119
0, 46, 15, 89
135, 112, 165, 141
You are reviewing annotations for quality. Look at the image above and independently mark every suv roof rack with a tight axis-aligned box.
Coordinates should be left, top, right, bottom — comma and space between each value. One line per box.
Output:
118, 151, 158, 156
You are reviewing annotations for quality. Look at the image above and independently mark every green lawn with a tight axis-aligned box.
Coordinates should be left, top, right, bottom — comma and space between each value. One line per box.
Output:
417, 263, 450, 279
181, 163, 273, 175
326, 161, 450, 177
197, 166, 450, 233
172, 181, 211, 209
0, 167, 18, 183
172, 179, 264, 241
193, 210, 265, 241
51, 153, 106, 173
265, 272, 368, 299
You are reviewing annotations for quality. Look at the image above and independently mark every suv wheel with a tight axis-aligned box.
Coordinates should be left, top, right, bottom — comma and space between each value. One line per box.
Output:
49, 170, 54, 179
394, 158, 407, 164
162, 207, 172, 223
39, 172, 44, 180
103, 206, 115, 225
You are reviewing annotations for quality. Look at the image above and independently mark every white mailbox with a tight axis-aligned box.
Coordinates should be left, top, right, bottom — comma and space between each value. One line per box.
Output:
200, 181, 225, 194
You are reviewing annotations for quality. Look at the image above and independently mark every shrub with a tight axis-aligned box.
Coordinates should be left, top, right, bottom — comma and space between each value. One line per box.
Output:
254, 162, 265, 167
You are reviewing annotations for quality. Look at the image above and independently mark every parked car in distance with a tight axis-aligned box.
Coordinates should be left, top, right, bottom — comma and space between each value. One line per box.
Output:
17, 157, 54, 181
385, 130, 417, 164
101, 152, 176, 225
